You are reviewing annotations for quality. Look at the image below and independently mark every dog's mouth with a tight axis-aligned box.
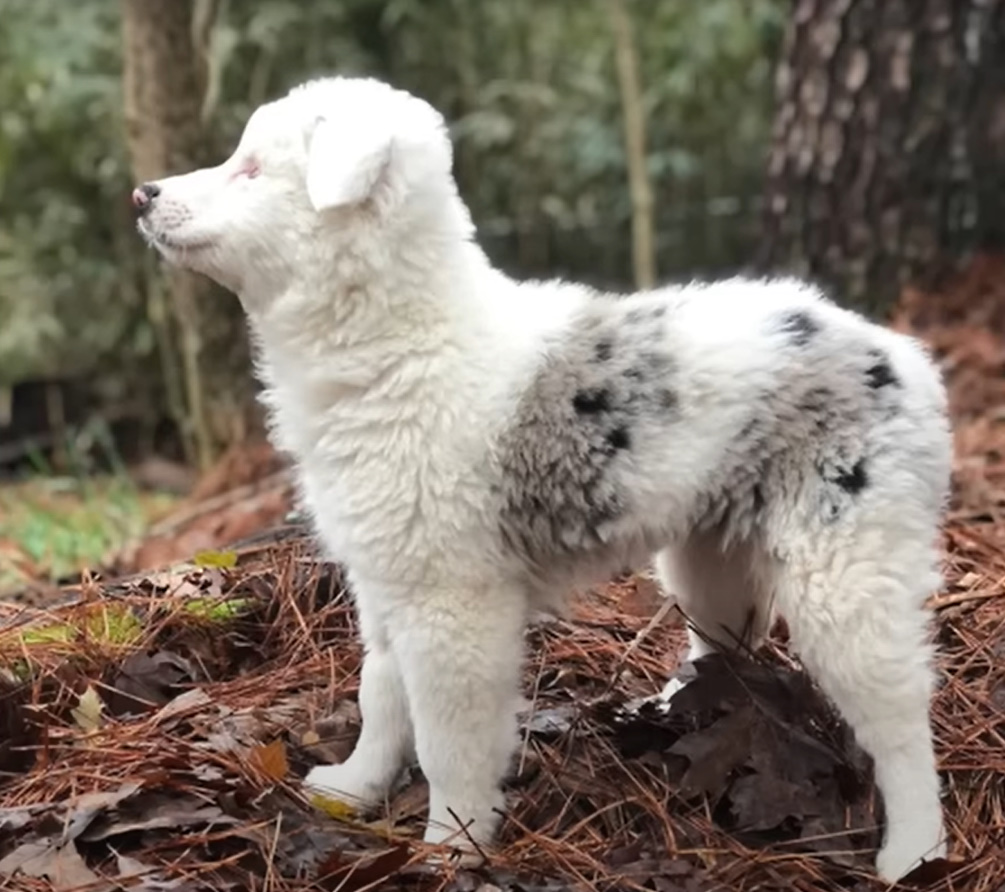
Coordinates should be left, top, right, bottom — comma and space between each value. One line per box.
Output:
139, 221, 216, 255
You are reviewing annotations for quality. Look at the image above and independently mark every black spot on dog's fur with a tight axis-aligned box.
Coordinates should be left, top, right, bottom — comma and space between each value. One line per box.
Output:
606, 426, 631, 451
624, 368, 645, 382
865, 360, 899, 389
657, 388, 677, 411
834, 459, 868, 495
799, 387, 834, 424
595, 340, 613, 362
591, 493, 623, 522
642, 351, 672, 374
573, 388, 611, 415
777, 310, 820, 347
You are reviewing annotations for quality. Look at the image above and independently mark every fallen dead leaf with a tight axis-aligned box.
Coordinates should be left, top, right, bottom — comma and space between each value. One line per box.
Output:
299, 699, 362, 765
671, 705, 756, 799
728, 772, 808, 832
316, 843, 411, 892
79, 795, 237, 842
521, 704, 578, 738
311, 793, 358, 822
152, 687, 214, 726
70, 685, 104, 735
609, 652, 876, 863
194, 549, 238, 569
115, 852, 153, 878
113, 851, 188, 890
63, 782, 144, 842
106, 649, 197, 716
0, 803, 49, 832
249, 739, 290, 781
896, 855, 970, 887
0, 838, 104, 891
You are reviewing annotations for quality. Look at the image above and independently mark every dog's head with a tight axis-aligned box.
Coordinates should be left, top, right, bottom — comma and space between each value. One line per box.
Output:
133, 77, 455, 300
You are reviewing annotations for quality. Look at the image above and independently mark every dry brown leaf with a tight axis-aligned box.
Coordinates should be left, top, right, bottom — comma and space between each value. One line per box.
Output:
79, 796, 237, 842
249, 739, 289, 781
70, 685, 104, 735
107, 650, 197, 715
152, 688, 213, 726
316, 843, 411, 892
64, 783, 144, 842
0, 839, 105, 891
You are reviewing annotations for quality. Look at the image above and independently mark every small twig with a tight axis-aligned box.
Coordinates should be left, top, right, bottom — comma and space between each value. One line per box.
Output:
602, 592, 679, 695
444, 806, 490, 865
931, 587, 1005, 610
264, 811, 282, 892
519, 647, 547, 777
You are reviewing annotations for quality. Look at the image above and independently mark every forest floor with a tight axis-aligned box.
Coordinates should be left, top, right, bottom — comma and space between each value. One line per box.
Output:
1, 260, 1003, 892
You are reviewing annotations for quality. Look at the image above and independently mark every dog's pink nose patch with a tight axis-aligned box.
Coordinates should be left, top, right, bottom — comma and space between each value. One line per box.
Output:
132, 183, 161, 215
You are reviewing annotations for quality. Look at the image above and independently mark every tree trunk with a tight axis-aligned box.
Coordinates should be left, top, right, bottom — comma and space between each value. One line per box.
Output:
606, 0, 655, 291
759, 0, 1005, 315
120, 0, 252, 470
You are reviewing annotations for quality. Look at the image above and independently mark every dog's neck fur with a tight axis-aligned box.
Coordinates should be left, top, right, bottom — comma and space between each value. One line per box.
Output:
245, 186, 515, 466
252, 185, 493, 382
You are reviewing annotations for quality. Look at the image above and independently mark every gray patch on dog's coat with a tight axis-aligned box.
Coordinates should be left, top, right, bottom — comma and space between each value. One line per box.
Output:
497, 293, 904, 566
497, 296, 676, 562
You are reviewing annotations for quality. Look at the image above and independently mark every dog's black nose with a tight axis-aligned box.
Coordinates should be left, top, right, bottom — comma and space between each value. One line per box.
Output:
131, 182, 161, 216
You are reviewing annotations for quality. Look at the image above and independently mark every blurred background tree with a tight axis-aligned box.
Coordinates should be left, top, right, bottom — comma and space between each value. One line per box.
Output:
121, 0, 252, 471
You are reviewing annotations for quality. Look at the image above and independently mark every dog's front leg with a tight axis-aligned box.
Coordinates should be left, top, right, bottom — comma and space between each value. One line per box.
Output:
392, 588, 526, 861
305, 601, 414, 810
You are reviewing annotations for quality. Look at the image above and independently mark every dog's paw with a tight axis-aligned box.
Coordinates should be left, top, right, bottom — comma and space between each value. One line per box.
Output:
422, 798, 499, 868
647, 661, 699, 704
423, 844, 488, 870
422, 826, 491, 870
875, 835, 947, 883
658, 676, 687, 701
303, 763, 385, 813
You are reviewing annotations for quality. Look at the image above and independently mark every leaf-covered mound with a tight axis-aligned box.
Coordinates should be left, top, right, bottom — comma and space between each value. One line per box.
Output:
0, 520, 1002, 892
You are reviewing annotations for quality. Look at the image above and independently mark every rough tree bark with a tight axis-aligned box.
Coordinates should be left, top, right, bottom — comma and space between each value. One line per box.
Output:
120, 0, 252, 470
759, 0, 1005, 315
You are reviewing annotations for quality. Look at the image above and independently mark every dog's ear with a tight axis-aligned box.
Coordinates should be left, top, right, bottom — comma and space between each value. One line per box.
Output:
306, 115, 392, 212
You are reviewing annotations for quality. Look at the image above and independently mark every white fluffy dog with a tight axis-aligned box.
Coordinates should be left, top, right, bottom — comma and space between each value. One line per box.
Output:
133, 76, 951, 881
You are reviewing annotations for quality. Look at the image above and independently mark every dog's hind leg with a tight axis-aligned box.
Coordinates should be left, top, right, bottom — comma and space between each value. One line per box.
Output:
390, 585, 526, 860
653, 529, 774, 698
774, 526, 945, 881
304, 600, 414, 810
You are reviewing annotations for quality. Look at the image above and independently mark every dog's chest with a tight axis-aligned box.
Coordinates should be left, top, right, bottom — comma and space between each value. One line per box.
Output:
282, 388, 496, 580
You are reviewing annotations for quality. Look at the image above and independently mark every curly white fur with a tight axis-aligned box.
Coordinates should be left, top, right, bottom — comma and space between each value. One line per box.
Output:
135, 76, 951, 881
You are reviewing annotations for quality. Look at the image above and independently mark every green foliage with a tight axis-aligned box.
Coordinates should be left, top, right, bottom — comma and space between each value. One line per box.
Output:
9, 606, 143, 648
0, 0, 785, 394
0, 473, 176, 594
0, 0, 142, 387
